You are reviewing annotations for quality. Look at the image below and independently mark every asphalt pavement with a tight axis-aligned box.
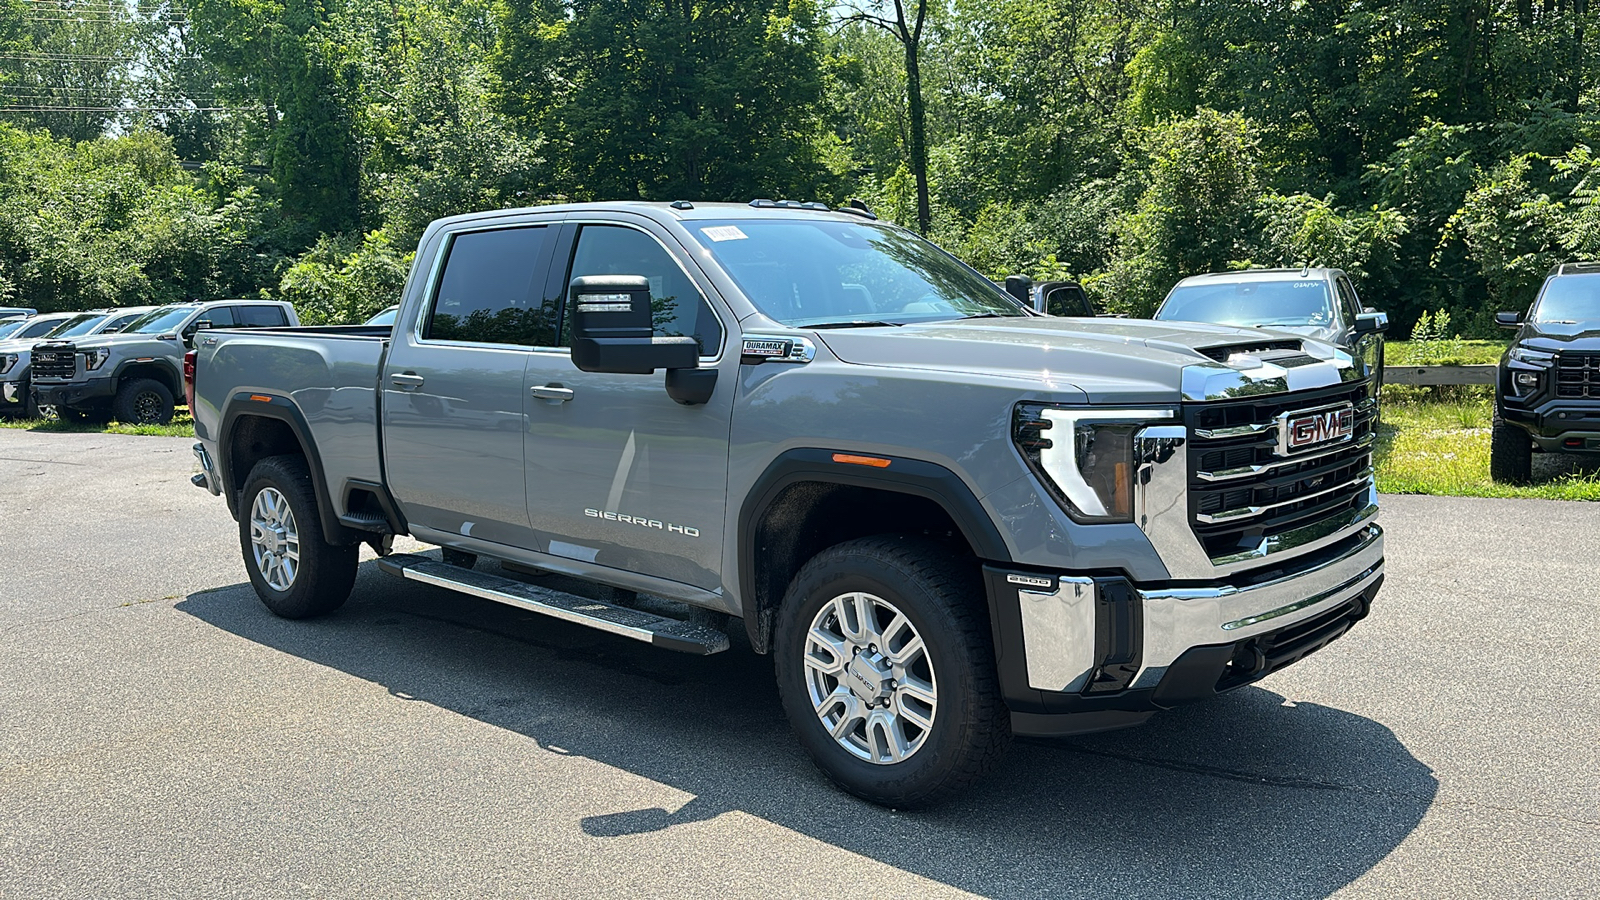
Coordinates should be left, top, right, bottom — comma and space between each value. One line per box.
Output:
1, 430, 1595, 898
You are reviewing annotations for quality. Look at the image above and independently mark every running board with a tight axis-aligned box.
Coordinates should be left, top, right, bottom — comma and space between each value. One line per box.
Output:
376, 554, 729, 655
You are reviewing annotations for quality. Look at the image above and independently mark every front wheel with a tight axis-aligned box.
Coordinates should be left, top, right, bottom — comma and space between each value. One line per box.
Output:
774, 536, 1010, 808
239, 455, 358, 618
113, 377, 175, 425
1490, 415, 1533, 484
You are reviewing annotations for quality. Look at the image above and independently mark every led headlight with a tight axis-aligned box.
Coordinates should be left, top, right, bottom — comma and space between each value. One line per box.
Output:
1514, 371, 1539, 388
1508, 347, 1555, 366
0, 354, 15, 375
84, 347, 110, 371
1014, 403, 1175, 523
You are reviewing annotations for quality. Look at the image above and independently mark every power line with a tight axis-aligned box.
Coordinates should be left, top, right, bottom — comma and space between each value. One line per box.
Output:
0, 105, 231, 112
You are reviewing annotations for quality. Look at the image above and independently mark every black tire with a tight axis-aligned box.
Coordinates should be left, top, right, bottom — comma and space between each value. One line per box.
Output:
23, 381, 43, 419
773, 535, 1010, 808
441, 548, 477, 569
1490, 415, 1533, 484
239, 455, 358, 619
113, 377, 175, 425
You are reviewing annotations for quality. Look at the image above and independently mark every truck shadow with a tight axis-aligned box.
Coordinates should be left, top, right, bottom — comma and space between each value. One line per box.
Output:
178, 559, 1436, 900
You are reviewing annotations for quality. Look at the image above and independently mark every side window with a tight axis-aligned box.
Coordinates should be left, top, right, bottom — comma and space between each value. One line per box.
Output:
1335, 278, 1361, 325
191, 307, 235, 333
22, 319, 58, 338
562, 225, 723, 354
234, 305, 288, 328
424, 226, 552, 346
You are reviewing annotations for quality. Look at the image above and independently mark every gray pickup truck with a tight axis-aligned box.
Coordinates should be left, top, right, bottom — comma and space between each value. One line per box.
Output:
32, 299, 298, 424
190, 201, 1385, 806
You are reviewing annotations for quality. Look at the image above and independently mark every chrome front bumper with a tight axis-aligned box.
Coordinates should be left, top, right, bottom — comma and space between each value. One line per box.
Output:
1131, 523, 1383, 689
1014, 522, 1383, 695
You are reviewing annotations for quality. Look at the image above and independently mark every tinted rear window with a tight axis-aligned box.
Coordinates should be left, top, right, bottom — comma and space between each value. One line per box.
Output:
424, 227, 551, 345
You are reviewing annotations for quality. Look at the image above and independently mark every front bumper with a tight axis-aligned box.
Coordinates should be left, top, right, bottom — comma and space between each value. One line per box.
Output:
0, 376, 25, 408
1500, 401, 1600, 452
32, 377, 115, 409
987, 523, 1384, 736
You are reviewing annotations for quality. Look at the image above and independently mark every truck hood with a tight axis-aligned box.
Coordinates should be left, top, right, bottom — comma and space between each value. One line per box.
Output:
62, 332, 178, 350
1517, 320, 1600, 352
815, 317, 1357, 404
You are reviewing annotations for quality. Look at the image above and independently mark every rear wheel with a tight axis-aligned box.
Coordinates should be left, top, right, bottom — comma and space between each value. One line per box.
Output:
1490, 415, 1533, 484
239, 455, 358, 618
774, 535, 1009, 808
113, 377, 174, 425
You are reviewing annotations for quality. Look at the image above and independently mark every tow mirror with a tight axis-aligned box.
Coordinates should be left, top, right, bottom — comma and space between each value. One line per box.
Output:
1353, 311, 1389, 335
1495, 311, 1523, 329
1004, 274, 1033, 307
567, 275, 715, 404
1036, 281, 1094, 317
182, 320, 213, 349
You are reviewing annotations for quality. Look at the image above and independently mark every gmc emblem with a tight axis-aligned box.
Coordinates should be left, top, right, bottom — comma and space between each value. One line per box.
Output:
1277, 403, 1355, 455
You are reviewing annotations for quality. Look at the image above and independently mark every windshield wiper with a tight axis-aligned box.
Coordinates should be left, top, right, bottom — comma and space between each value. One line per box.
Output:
957, 312, 1016, 320
807, 320, 903, 329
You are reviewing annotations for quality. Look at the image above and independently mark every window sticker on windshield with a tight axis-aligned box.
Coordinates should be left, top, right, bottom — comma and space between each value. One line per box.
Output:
701, 225, 748, 242
1294, 281, 1318, 288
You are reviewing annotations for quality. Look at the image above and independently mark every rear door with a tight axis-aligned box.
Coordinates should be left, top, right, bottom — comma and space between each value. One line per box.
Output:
521, 218, 735, 591
381, 222, 558, 548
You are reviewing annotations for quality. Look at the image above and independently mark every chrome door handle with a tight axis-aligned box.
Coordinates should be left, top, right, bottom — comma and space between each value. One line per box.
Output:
390, 372, 425, 390
530, 384, 575, 402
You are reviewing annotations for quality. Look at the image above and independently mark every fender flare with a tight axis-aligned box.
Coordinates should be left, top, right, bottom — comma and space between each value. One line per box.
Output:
218, 392, 358, 545
736, 448, 1012, 651
111, 356, 182, 393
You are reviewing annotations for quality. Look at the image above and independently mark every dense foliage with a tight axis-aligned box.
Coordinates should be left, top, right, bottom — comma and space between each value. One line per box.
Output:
7, 0, 1600, 332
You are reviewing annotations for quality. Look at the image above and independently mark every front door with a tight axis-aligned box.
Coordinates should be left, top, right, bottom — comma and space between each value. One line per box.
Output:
522, 221, 735, 592
382, 223, 555, 548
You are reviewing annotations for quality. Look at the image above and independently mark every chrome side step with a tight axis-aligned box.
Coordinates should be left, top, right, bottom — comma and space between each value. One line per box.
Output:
376, 554, 729, 655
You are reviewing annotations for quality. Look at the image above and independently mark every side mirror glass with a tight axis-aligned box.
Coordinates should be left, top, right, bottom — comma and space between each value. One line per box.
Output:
1037, 281, 1094, 317
1354, 311, 1389, 335
568, 275, 698, 375
1495, 311, 1523, 329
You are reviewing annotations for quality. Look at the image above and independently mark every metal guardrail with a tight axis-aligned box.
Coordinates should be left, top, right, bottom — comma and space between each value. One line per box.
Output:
1382, 365, 1496, 386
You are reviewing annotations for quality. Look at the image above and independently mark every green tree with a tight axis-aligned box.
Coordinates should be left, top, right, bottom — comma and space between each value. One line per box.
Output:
495, 0, 834, 203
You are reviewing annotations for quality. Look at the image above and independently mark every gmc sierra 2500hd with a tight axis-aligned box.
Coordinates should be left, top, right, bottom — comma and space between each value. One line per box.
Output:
190, 201, 1385, 806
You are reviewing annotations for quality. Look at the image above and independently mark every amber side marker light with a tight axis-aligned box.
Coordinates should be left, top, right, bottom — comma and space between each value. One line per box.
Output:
832, 453, 891, 468
249, 394, 273, 403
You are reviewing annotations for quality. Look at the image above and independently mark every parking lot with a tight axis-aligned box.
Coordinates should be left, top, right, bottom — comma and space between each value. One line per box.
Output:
1, 430, 1596, 899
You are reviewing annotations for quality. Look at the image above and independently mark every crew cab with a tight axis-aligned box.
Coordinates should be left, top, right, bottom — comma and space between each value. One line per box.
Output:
31, 300, 297, 424
1492, 262, 1600, 481
189, 202, 1386, 806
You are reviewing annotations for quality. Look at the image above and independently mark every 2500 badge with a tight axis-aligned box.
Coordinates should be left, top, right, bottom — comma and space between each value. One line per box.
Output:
584, 508, 701, 537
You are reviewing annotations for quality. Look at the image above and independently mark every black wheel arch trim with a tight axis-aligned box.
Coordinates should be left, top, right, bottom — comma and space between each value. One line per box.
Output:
736, 447, 1012, 652
111, 356, 182, 393
218, 391, 360, 545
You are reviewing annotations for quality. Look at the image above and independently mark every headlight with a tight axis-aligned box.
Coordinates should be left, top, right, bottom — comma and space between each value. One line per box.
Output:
0, 354, 15, 375
85, 347, 110, 371
1514, 371, 1540, 388
1014, 403, 1175, 523
1508, 347, 1554, 366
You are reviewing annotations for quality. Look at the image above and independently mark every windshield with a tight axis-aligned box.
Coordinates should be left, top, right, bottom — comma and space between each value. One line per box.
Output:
0, 320, 27, 339
365, 307, 398, 326
686, 219, 1026, 326
124, 305, 197, 335
1534, 273, 1600, 323
1157, 279, 1336, 328
96, 311, 144, 333
52, 314, 110, 338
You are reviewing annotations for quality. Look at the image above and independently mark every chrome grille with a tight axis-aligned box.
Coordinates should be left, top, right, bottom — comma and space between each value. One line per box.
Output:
1185, 381, 1376, 561
1556, 353, 1600, 399
30, 346, 77, 380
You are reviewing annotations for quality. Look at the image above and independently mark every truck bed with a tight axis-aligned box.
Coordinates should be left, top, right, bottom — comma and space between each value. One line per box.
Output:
195, 325, 392, 507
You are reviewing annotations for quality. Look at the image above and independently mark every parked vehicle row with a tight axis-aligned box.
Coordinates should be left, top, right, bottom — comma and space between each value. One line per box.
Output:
189, 200, 1385, 807
0, 300, 299, 425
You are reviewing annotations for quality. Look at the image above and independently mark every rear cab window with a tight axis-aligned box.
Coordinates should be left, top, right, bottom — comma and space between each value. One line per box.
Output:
423, 226, 554, 346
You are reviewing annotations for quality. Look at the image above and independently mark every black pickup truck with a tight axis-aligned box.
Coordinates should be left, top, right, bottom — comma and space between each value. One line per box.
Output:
1492, 263, 1600, 482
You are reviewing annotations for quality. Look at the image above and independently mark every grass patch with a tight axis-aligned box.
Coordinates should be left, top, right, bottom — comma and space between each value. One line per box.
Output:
0, 412, 195, 438
1384, 339, 1509, 367
1376, 395, 1600, 500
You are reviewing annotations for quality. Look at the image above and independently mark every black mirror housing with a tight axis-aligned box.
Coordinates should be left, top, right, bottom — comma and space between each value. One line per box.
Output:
1004, 274, 1033, 307
1495, 311, 1523, 329
1354, 311, 1389, 335
568, 275, 698, 374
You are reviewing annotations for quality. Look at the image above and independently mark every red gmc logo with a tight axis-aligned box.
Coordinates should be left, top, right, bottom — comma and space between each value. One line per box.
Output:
1281, 405, 1355, 454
